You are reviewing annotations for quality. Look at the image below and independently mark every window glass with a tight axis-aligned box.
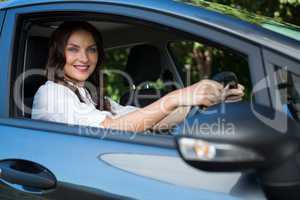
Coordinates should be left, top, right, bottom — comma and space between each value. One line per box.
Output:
275, 66, 300, 120
168, 41, 252, 99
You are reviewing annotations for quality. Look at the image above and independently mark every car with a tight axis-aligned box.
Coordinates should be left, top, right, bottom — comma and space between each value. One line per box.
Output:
0, 0, 300, 199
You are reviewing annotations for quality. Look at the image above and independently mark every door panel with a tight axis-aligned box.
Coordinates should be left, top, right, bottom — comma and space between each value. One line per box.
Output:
0, 123, 247, 200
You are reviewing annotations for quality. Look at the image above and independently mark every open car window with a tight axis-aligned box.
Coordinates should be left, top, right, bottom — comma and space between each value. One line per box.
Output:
10, 12, 253, 135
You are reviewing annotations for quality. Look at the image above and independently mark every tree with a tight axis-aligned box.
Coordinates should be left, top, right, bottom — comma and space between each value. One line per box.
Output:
185, 0, 300, 26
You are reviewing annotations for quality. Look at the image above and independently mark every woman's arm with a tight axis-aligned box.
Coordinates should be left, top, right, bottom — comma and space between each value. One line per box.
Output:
101, 80, 244, 132
151, 106, 191, 131
151, 83, 245, 130
101, 92, 178, 131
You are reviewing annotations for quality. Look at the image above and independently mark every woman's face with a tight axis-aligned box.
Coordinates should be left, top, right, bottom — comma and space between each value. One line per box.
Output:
64, 30, 98, 85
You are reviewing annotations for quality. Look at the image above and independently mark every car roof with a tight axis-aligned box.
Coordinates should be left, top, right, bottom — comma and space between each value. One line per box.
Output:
1, 0, 300, 60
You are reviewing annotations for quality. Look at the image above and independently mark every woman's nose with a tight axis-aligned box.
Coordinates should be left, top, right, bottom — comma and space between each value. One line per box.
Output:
78, 50, 89, 63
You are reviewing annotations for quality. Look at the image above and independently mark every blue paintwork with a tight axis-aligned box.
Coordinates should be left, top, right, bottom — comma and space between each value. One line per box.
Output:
0, 124, 243, 200
0, 0, 299, 60
0, 7, 13, 118
0, 10, 5, 36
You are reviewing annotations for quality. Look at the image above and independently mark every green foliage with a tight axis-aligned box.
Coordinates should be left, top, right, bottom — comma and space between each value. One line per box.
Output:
169, 41, 252, 99
181, 0, 300, 26
102, 48, 130, 102
280, 0, 300, 5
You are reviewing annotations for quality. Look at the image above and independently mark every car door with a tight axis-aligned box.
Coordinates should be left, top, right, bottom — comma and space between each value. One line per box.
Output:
0, 1, 269, 200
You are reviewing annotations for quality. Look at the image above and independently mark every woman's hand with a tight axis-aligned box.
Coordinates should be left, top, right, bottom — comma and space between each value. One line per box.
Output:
168, 80, 245, 108
172, 79, 224, 107
223, 84, 245, 102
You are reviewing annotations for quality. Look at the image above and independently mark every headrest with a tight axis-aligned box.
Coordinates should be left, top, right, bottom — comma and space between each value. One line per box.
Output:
23, 36, 49, 98
125, 44, 162, 85
25, 36, 49, 70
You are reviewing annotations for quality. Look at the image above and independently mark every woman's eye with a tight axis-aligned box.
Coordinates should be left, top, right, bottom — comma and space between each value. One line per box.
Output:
88, 47, 97, 53
67, 47, 78, 52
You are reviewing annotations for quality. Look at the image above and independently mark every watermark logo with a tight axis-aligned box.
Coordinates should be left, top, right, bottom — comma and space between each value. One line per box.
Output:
12, 68, 292, 139
180, 117, 236, 137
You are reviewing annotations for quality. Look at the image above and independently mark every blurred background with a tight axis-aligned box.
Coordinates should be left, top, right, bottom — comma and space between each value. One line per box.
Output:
102, 0, 300, 102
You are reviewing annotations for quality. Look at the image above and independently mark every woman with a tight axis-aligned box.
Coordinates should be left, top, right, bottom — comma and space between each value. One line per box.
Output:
32, 21, 244, 132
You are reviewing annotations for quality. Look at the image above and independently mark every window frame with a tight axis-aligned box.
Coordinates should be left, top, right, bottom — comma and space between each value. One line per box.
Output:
0, 10, 5, 36
0, 1, 267, 146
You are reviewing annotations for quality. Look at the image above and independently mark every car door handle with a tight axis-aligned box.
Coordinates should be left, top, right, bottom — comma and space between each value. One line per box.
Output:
0, 159, 56, 190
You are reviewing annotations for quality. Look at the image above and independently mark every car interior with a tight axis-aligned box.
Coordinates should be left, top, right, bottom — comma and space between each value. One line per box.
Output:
11, 13, 252, 132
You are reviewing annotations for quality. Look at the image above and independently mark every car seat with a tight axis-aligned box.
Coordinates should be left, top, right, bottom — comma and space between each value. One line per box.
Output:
22, 36, 49, 118
120, 44, 172, 107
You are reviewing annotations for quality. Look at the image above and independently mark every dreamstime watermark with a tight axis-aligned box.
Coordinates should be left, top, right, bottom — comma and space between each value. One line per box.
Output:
12, 67, 292, 140
180, 117, 236, 137
13, 68, 228, 116
75, 116, 236, 140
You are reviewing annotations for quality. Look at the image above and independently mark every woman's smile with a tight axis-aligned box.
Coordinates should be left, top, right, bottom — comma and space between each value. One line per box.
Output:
73, 64, 90, 73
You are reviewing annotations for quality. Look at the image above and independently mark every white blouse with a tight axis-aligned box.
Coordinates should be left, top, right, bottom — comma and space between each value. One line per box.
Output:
31, 81, 137, 127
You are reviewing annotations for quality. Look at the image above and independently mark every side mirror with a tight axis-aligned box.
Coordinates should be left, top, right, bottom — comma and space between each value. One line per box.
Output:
175, 102, 300, 200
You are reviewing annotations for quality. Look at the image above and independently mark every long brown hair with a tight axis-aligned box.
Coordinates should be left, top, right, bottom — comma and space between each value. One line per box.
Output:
46, 21, 111, 111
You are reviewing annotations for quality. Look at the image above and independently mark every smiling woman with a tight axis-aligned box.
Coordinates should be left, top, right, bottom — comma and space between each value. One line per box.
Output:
45, 21, 105, 105
32, 21, 138, 127
64, 30, 98, 84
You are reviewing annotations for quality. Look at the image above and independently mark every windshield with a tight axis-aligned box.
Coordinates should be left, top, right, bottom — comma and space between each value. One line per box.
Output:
176, 0, 300, 42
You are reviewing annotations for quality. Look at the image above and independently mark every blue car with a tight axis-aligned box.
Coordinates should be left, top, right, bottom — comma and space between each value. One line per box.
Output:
0, 0, 300, 199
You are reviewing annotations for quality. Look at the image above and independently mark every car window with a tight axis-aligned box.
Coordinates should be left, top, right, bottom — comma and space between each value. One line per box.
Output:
275, 66, 300, 120
168, 41, 252, 99
10, 12, 254, 134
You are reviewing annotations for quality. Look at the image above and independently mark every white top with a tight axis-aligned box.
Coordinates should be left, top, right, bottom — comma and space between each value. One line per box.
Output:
31, 81, 137, 128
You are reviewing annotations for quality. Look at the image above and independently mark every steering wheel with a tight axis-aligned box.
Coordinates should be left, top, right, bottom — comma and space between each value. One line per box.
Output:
186, 71, 239, 118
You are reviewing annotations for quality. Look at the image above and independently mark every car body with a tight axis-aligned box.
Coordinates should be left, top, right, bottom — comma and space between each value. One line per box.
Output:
0, 0, 300, 200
